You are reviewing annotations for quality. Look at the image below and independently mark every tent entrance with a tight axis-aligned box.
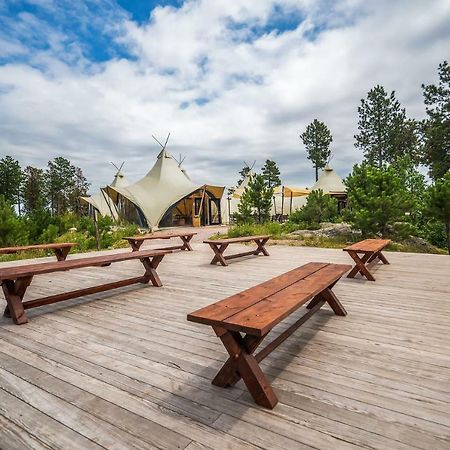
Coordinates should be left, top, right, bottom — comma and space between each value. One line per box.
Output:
160, 189, 222, 228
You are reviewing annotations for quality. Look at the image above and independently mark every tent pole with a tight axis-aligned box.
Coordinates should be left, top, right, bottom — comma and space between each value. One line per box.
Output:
281, 186, 284, 216
94, 210, 100, 251
290, 192, 293, 214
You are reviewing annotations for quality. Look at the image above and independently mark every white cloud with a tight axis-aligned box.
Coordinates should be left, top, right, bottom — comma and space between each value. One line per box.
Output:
0, 0, 449, 192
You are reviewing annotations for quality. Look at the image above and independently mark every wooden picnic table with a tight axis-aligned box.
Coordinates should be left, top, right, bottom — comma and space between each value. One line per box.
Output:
0, 242, 77, 261
203, 235, 270, 266
124, 231, 197, 252
187, 262, 350, 409
0, 249, 171, 325
343, 238, 391, 281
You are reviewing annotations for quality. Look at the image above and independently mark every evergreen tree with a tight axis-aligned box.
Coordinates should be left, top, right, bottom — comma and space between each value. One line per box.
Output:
44, 157, 88, 215
261, 160, 281, 188
425, 172, 450, 254
246, 174, 273, 223
22, 166, 46, 213
421, 61, 450, 180
0, 156, 23, 213
0, 195, 28, 246
345, 163, 414, 237
289, 189, 338, 226
355, 85, 417, 167
300, 119, 333, 181
235, 186, 254, 224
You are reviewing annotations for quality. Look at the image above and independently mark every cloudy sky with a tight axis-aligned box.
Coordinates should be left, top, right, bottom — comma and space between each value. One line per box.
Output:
0, 0, 449, 193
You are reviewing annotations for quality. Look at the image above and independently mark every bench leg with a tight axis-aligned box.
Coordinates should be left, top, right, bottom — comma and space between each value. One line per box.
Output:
129, 240, 143, 252
347, 251, 375, 281
209, 243, 229, 266
141, 255, 164, 287
254, 238, 270, 256
306, 284, 347, 316
2, 276, 33, 325
377, 251, 389, 265
212, 327, 277, 409
54, 247, 70, 261
180, 235, 194, 251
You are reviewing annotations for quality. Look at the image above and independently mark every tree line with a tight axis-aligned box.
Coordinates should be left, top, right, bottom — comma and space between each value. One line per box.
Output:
0, 156, 90, 216
234, 61, 450, 253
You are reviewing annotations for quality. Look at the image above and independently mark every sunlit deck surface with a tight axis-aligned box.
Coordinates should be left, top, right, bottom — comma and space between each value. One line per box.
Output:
1, 238, 450, 449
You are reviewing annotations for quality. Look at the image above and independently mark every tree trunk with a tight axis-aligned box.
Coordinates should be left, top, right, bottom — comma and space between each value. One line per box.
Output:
315, 165, 318, 182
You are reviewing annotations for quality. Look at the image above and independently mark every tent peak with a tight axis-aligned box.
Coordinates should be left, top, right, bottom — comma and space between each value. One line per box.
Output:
157, 149, 172, 159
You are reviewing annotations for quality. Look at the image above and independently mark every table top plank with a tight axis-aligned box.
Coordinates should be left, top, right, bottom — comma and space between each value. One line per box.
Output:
187, 262, 329, 326
124, 232, 196, 242
224, 263, 351, 335
343, 239, 391, 253
203, 235, 270, 245
0, 243, 76, 255
0, 249, 171, 281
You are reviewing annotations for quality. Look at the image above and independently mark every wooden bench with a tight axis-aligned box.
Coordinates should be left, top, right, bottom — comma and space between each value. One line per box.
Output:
124, 231, 197, 252
343, 238, 391, 281
0, 243, 77, 261
203, 235, 270, 266
0, 249, 171, 325
187, 262, 350, 408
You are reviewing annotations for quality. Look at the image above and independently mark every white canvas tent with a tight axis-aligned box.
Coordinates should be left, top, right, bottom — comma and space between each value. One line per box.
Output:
311, 165, 346, 195
80, 166, 129, 219
106, 149, 225, 230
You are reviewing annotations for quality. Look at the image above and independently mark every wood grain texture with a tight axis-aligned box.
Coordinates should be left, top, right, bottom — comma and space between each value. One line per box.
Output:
0, 240, 449, 449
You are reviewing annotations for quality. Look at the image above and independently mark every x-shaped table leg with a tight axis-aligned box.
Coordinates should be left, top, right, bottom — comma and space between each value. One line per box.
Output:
254, 238, 270, 256
54, 247, 71, 261
129, 240, 143, 252
212, 326, 277, 409
180, 235, 194, 251
347, 251, 375, 281
2, 276, 33, 324
209, 243, 229, 266
140, 255, 164, 286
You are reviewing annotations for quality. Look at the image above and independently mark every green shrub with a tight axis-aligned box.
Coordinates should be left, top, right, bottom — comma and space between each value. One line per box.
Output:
288, 190, 338, 226
0, 195, 29, 246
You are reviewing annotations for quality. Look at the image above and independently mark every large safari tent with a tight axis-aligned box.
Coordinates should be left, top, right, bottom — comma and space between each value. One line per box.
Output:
105, 149, 225, 230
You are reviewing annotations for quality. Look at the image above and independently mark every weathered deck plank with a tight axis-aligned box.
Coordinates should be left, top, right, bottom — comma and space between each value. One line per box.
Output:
1, 242, 449, 449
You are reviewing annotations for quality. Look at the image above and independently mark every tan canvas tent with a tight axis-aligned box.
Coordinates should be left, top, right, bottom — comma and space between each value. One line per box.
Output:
80, 166, 129, 219
221, 172, 254, 224
273, 186, 310, 215
311, 165, 346, 195
106, 149, 225, 230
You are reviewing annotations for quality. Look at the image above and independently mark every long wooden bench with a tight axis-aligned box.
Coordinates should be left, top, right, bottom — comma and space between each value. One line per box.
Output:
187, 262, 350, 408
0, 249, 171, 325
0, 243, 77, 261
203, 235, 270, 266
343, 238, 391, 281
124, 231, 197, 252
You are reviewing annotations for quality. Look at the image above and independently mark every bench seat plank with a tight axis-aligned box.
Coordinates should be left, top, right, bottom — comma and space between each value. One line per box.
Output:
188, 262, 327, 326
0, 250, 171, 281
224, 263, 351, 336
203, 235, 270, 245
343, 238, 390, 253
124, 232, 196, 252
0, 242, 76, 254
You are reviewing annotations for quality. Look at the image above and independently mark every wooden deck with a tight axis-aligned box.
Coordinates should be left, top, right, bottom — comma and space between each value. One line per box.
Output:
0, 242, 449, 449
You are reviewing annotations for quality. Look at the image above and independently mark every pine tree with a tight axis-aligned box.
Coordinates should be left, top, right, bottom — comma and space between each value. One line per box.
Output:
235, 187, 254, 224
246, 174, 273, 224
345, 163, 414, 237
421, 61, 450, 180
261, 160, 281, 188
238, 165, 252, 185
0, 195, 28, 246
355, 85, 417, 167
425, 172, 450, 254
300, 119, 332, 181
22, 166, 46, 213
0, 156, 23, 213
